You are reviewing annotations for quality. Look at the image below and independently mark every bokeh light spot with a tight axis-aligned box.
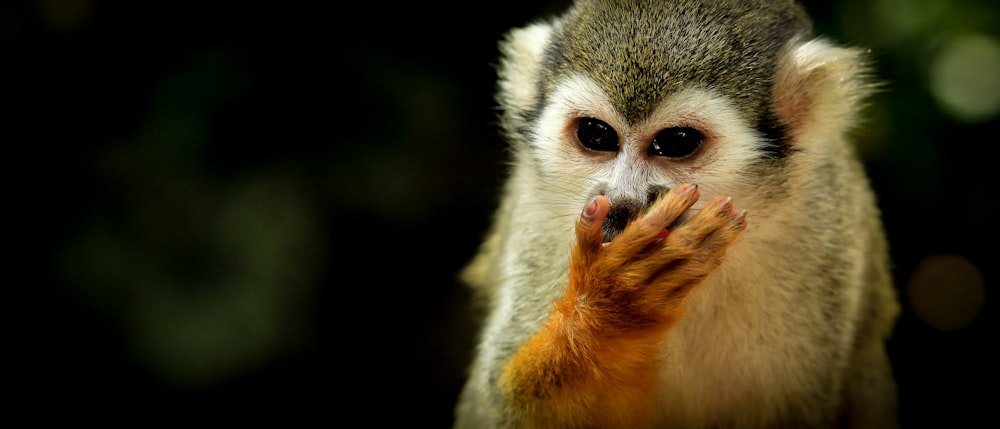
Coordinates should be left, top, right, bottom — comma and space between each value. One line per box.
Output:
929, 33, 1000, 123
39, 0, 94, 32
907, 253, 985, 331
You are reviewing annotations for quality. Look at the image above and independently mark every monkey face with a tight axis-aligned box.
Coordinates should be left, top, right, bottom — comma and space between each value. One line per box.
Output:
529, 75, 768, 243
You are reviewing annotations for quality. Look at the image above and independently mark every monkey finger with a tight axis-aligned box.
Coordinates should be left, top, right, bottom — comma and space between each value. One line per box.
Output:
643, 183, 701, 235
665, 194, 747, 251
640, 200, 747, 305
575, 195, 612, 255
611, 184, 701, 255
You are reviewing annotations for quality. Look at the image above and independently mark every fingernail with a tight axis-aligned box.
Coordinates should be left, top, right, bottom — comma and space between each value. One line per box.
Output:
583, 197, 598, 219
682, 183, 698, 195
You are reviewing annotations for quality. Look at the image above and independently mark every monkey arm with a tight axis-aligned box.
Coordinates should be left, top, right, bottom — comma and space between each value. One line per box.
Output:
499, 184, 747, 428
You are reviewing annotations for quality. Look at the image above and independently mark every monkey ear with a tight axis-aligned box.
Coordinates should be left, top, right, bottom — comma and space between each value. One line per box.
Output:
496, 22, 553, 138
772, 38, 878, 146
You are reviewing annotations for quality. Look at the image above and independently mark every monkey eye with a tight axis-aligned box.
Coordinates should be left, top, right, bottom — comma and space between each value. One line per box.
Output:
649, 126, 703, 159
576, 118, 619, 152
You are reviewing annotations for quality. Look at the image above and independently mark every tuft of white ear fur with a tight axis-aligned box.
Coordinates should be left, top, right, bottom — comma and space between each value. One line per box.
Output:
496, 22, 553, 137
773, 38, 877, 147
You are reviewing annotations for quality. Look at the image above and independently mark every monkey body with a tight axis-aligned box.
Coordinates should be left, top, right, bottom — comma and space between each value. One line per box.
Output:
456, 1, 900, 427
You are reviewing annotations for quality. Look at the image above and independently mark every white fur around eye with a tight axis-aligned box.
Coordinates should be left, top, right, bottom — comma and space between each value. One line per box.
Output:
638, 88, 766, 197
535, 75, 625, 154
531, 75, 627, 196
533, 75, 767, 200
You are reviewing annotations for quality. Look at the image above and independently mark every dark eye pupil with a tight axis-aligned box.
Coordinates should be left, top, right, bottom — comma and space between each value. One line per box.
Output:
649, 127, 702, 158
577, 118, 619, 152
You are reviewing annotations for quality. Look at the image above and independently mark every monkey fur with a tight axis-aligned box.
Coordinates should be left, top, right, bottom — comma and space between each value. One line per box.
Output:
455, 0, 900, 427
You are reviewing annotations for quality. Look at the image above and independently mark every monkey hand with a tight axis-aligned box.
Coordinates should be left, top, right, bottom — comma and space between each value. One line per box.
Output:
498, 184, 746, 428
569, 183, 748, 337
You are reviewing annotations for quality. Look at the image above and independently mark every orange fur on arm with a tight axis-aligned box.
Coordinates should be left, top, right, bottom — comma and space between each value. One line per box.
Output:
498, 185, 746, 428
499, 275, 675, 428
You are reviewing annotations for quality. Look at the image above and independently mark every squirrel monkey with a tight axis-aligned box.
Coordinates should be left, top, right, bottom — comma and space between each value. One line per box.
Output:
455, 0, 900, 428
